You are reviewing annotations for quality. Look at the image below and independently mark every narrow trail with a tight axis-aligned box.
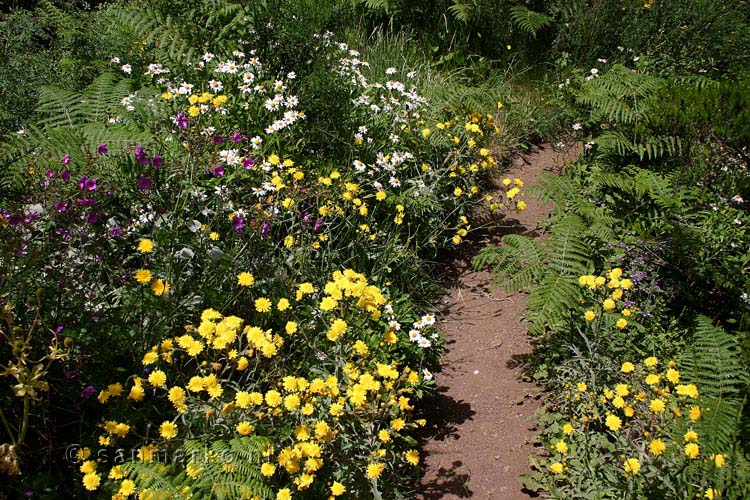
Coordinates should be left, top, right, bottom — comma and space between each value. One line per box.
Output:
417, 144, 580, 500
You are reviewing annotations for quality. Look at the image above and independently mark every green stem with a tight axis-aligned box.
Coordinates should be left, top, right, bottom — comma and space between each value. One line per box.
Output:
0, 406, 17, 445
16, 396, 30, 446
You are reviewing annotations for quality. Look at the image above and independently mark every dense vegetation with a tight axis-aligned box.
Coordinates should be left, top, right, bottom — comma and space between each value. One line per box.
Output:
1, 0, 749, 498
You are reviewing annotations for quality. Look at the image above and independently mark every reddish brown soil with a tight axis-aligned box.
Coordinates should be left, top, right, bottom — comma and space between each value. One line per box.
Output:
416, 144, 580, 500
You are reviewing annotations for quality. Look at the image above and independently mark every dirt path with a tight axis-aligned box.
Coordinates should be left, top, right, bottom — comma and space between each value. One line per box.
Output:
417, 144, 580, 500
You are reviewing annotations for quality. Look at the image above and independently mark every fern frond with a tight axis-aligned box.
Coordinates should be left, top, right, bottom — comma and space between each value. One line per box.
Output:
36, 86, 82, 128
681, 316, 748, 398
447, 0, 474, 23
473, 233, 546, 292
510, 5, 552, 37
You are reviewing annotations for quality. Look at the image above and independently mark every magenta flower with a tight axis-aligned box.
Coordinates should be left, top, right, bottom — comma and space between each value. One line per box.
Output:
261, 220, 271, 237
53, 201, 69, 213
232, 131, 243, 142
233, 216, 244, 232
137, 176, 152, 190
242, 157, 255, 169
81, 385, 96, 399
135, 145, 150, 165
97, 143, 108, 155
213, 164, 225, 177
62, 153, 71, 165
151, 154, 163, 168
78, 176, 98, 191
61, 169, 71, 181
173, 112, 189, 129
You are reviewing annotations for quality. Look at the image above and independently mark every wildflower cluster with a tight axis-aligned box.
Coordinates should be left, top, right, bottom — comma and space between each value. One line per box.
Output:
2, 35, 517, 498
77, 269, 436, 498
541, 358, 731, 499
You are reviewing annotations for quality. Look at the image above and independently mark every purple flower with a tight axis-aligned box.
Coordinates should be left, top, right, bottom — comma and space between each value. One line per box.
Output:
213, 136, 224, 145
97, 143, 108, 155
135, 145, 150, 165
213, 164, 225, 177
109, 226, 123, 238
62, 153, 71, 165
151, 154, 163, 168
232, 131, 243, 143
78, 176, 97, 191
173, 112, 189, 129
261, 220, 271, 237
61, 169, 71, 181
233, 216, 245, 232
137, 176, 152, 190
46, 170, 55, 179
313, 219, 323, 232
78, 197, 95, 207
242, 157, 255, 169
81, 385, 96, 399
86, 213, 100, 224
53, 201, 69, 213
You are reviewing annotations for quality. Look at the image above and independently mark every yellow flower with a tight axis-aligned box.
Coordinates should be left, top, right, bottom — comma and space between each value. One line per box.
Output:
327, 319, 347, 342
285, 321, 298, 334
649, 399, 665, 414
265, 390, 282, 407
623, 457, 640, 475
644, 356, 659, 367
82, 472, 101, 491
137, 238, 154, 253
616, 318, 628, 329
689, 406, 702, 421
277, 298, 290, 311
366, 462, 385, 479
621, 362, 635, 373
404, 449, 420, 466
563, 424, 574, 435
649, 438, 666, 456
142, 351, 158, 365
705, 488, 718, 500
645, 373, 661, 385
255, 297, 272, 313
683, 430, 699, 443
605, 414, 622, 432
151, 279, 170, 296
237, 272, 255, 286
554, 440, 568, 454
713, 454, 726, 468
584, 310, 597, 322
135, 269, 152, 284
331, 481, 346, 496
675, 384, 699, 398
666, 368, 680, 384
576, 382, 587, 392
128, 385, 145, 401
261, 463, 276, 476
119, 479, 136, 496
685, 442, 700, 459
159, 421, 178, 439
80, 460, 97, 474
236, 421, 254, 436
148, 370, 167, 387
276, 488, 292, 500
603, 299, 616, 311
421, 128, 431, 138
550, 462, 564, 474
